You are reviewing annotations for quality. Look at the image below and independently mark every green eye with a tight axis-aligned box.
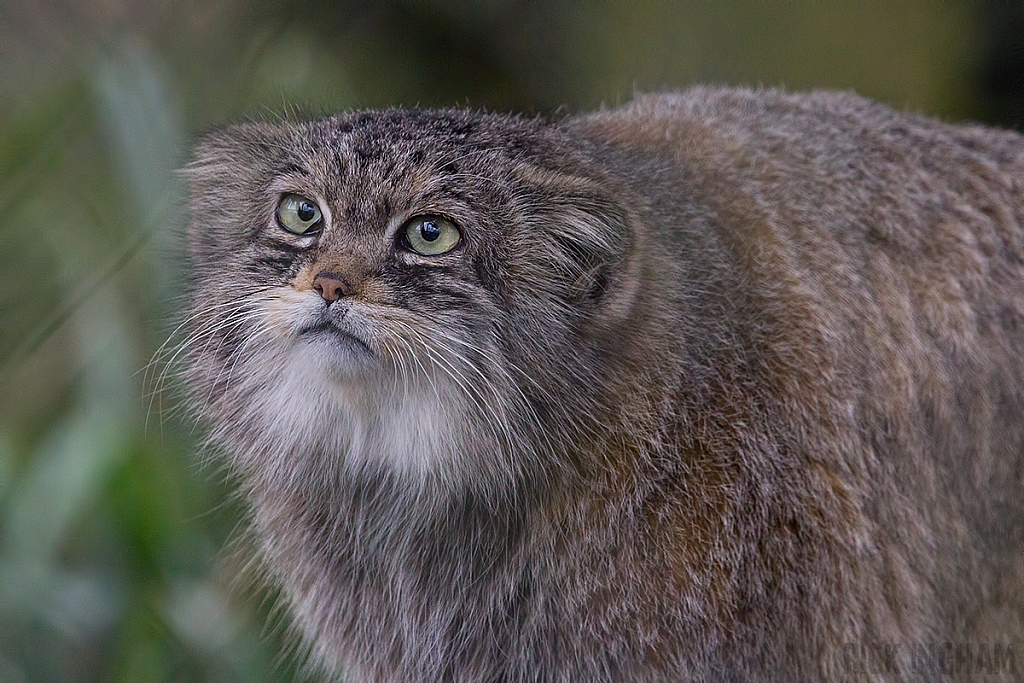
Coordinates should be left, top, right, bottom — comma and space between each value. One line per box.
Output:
403, 216, 461, 255
277, 194, 323, 234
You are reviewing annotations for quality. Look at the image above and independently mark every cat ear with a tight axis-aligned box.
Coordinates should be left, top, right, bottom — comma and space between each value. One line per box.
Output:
549, 202, 630, 306
182, 129, 243, 261
182, 124, 280, 262
520, 171, 639, 325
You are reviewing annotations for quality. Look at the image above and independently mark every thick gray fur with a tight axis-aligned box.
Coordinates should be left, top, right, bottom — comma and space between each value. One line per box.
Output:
182, 88, 1024, 682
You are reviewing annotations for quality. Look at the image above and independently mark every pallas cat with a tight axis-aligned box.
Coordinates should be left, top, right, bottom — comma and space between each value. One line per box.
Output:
182, 88, 1024, 682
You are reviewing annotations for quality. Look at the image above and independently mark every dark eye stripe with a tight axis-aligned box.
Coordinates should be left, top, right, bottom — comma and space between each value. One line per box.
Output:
253, 253, 298, 272
393, 278, 480, 308
266, 239, 309, 255
250, 239, 312, 275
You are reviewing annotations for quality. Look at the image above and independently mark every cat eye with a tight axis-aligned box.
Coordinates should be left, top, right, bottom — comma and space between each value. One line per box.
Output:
403, 216, 461, 256
277, 193, 323, 234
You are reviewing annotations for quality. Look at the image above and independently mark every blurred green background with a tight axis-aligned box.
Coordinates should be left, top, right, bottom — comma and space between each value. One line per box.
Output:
0, 1, 1022, 681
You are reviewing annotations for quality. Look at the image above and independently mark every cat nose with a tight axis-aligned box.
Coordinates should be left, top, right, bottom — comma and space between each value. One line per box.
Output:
312, 271, 354, 303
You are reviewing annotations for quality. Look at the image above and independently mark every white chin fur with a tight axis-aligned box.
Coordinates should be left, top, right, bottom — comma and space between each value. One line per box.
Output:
237, 288, 471, 480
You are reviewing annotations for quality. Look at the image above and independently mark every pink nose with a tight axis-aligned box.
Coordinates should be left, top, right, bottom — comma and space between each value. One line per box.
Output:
312, 271, 354, 303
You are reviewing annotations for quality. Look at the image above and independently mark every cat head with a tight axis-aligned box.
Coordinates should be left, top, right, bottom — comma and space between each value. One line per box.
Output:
182, 109, 641, 495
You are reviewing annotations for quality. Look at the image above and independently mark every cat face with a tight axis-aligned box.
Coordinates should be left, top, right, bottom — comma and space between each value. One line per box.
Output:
183, 110, 636, 489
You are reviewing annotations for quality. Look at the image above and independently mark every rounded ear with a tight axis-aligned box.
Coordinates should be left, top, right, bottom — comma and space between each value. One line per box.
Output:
181, 123, 283, 263
514, 166, 641, 326
555, 199, 644, 333
548, 200, 631, 306
181, 129, 245, 263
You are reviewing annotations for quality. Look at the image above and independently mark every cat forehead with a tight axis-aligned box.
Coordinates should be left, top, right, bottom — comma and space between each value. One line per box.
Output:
331, 108, 536, 148
271, 109, 551, 177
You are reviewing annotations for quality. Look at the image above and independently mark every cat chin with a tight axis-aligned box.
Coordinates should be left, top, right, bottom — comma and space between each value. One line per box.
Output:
233, 287, 519, 486
296, 330, 381, 379
239, 345, 480, 482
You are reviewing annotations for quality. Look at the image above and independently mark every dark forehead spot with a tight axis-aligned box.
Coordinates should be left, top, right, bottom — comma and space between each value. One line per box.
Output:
354, 112, 377, 128
335, 109, 483, 142
320, 109, 547, 180
504, 135, 537, 160
354, 143, 383, 163
344, 205, 364, 223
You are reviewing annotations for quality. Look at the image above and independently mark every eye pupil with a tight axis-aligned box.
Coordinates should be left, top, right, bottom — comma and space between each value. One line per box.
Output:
420, 220, 441, 242
297, 202, 316, 222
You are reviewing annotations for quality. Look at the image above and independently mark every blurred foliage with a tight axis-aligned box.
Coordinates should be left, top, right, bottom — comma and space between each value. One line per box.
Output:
0, 0, 1019, 681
